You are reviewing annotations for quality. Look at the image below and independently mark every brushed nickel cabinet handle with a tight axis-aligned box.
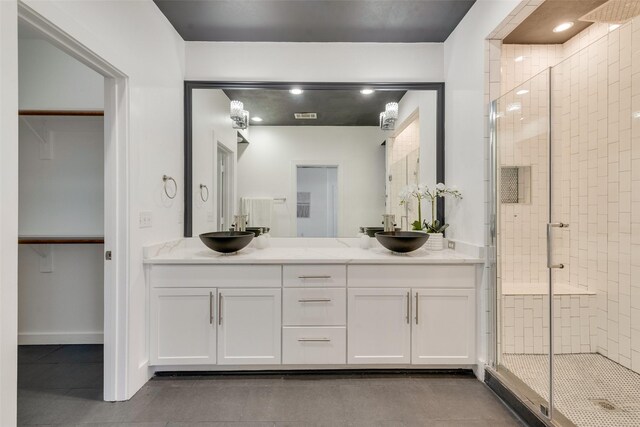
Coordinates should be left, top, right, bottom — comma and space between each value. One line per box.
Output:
298, 298, 332, 303
298, 275, 332, 279
209, 291, 214, 324
415, 292, 419, 324
218, 293, 223, 325
406, 292, 410, 324
298, 338, 331, 342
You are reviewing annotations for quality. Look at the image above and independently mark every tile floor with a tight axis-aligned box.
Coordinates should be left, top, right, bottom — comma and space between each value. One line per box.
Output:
18, 345, 524, 426
503, 353, 640, 427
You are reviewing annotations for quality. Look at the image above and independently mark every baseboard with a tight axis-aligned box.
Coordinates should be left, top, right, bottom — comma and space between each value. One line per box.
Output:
18, 332, 103, 345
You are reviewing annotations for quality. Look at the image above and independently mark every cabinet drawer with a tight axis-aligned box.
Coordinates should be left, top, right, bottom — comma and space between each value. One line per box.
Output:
282, 327, 346, 364
150, 265, 281, 288
283, 265, 346, 287
348, 265, 475, 288
283, 288, 346, 326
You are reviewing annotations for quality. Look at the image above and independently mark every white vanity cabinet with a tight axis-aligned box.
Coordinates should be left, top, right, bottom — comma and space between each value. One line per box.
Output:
146, 259, 478, 369
150, 288, 217, 365
411, 288, 475, 364
347, 288, 412, 364
347, 265, 476, 365
217, 288, 281, 365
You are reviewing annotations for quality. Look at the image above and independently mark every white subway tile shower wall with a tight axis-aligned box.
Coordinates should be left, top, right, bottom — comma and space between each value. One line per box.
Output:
496, 18, 640, 373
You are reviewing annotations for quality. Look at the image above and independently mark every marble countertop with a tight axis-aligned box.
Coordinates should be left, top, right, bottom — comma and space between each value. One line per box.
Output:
143, 237, 484, 265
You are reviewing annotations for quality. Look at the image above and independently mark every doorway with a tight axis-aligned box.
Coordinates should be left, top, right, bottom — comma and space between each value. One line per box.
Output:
216, 143, 233, 231
16, 5, 130, 402
296, 166, 338, 237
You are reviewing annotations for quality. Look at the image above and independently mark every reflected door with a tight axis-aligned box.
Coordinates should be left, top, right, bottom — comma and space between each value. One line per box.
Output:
296, 166, 338, 237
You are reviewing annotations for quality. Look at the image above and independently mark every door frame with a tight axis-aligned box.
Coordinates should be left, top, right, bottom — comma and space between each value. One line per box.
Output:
18, 3, 130, 401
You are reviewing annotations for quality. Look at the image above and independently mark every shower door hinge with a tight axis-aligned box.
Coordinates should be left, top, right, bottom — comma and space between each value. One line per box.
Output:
105, 251, 112, 261
540, 404, 549, 417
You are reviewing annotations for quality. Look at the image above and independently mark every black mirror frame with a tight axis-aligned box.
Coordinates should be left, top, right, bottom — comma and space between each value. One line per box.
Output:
184, 81, 445, 237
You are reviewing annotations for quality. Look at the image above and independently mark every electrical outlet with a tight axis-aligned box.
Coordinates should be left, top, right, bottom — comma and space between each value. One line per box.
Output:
139, 211, 153, 228
207, 212, 215, 222
178, 209, 184, 224
448, 240, 456, 250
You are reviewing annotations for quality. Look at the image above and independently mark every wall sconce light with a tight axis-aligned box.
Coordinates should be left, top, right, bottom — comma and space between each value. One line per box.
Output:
379, 102, 399, 130
230, 100, 249, 130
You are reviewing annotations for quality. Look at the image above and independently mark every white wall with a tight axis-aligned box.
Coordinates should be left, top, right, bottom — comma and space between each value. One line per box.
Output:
396, 90, 439, 190
19, 38, 104, 109
186, 42, 444, 82
0, 0, 19, 424
237, 126, 386, 237
191, 89, 238, 235
14, 0, 186, 403
443, 0, 522, 247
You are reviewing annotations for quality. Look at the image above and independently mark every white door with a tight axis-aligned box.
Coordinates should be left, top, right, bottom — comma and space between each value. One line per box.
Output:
218, 288, 281, 365
347, 288, 411, 364
411, 288, 476, 364
150, 288, 217, 365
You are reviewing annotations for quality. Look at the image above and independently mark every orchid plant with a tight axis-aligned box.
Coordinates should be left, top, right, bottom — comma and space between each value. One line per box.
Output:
399, 183, 462, 233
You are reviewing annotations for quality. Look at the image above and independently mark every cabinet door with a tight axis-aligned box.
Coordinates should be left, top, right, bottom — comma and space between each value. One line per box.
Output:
347, 288, 411, 364
412, 288, 475, 364
150, 288, 216, 365
218, 288, 281, 365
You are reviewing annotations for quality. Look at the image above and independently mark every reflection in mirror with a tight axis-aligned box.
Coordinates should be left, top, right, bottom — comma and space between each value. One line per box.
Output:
188, 86, 440, 238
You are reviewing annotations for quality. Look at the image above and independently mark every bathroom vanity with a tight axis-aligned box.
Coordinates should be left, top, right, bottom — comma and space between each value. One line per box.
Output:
144, 238, 483, 371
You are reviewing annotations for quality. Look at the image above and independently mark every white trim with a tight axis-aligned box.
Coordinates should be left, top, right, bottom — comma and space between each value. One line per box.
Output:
18, 332, 104, 345
17, 3, 130, 402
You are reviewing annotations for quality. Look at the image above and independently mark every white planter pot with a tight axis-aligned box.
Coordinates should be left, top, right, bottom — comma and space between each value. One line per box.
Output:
425, 233, 443, 251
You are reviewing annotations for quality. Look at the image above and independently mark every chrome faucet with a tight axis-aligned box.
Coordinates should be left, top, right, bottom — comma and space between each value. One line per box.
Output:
232, 214, 248, 231
382, 214, 396, 232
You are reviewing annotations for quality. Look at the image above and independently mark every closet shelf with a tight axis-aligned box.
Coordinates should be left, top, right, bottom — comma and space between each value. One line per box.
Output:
18, 236, 104, 244
19, 110, 104, 117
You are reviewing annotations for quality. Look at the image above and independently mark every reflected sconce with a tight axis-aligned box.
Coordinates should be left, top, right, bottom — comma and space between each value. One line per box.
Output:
379, 102, 399, 131
230, 100, 249, 130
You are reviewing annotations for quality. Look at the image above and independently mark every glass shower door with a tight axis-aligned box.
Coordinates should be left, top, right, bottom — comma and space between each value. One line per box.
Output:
494, 69, 552, 418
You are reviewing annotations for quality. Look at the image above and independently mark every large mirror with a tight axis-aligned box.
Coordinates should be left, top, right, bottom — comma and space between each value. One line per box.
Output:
185, 83, 444, 238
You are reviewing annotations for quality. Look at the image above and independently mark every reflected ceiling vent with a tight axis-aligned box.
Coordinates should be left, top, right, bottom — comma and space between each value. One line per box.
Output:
580, 0, 640, 24
294, 112, 317, 120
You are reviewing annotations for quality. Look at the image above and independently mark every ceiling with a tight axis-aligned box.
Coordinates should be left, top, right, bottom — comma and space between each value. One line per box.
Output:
153, 0, 476, 42
503, 0, 608, 44
222, 89, 407, 126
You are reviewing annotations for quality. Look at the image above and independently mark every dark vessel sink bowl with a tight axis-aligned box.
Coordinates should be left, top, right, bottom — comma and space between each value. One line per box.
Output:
229, 227, 270, 237
362, 226, 400, 237
375, 231, 430, 253
200, 231, 254, 254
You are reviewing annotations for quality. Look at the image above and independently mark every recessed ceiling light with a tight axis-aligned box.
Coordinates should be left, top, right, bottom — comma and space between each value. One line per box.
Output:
516, 89, 529, 96
252, 116, 263, 122
289, 88, 303, 95
553, 22, 574, 33
609, 24, 621, 31
361, 89, 374, 95
514, 56, 525, 62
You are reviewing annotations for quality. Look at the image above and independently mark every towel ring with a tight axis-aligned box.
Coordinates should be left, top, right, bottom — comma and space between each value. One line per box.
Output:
162, 175, 177, 199
199, 184, 209, 202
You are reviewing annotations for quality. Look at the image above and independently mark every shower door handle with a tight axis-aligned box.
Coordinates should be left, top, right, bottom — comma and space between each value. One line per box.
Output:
547, 223, 569, 269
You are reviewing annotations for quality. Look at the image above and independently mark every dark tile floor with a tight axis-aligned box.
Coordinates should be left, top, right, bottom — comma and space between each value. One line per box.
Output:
18, 345, 525, 427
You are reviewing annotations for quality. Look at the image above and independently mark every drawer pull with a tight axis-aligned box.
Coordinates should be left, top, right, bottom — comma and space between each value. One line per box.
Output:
298, 338, 331, 342
298, 298, 332, 303
298, 275, 332, 279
